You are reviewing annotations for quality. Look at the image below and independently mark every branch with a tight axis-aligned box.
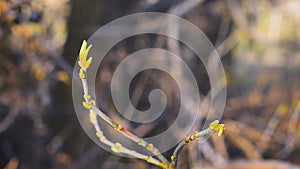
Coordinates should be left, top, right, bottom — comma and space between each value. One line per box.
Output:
76, 40, 225, 169
171, 120, 225, 167
77, 40, 170, 168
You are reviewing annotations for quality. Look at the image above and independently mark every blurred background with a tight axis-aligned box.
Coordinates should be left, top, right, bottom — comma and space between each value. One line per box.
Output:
0, 0, 300, 169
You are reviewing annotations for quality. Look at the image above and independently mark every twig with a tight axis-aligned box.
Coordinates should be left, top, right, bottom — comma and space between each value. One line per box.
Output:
225, 121, 261, 159
42, 39, 73, 77
67, 146, 103, 169
0, 105, 19, 133
171, 120, 225, 167
169, 0, 205, 17
279, 101, 300, 157
47, 120, 76, 154
77, 40, 170, 168
198, 141, 226, 166
4, 157, 19, 169
77, 40, 225, 169
258, 104, 288, 153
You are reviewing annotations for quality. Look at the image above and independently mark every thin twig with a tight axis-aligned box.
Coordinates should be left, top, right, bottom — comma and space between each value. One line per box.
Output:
77, 40, 225, 169
279, 101, 300, 157
171, 121, 225, 167
77, 41, 170, 168
198, 141, 226, 166
0, 105, 19, 133
169, 0, 205, 17
258, 104, 288, 154
4, 157, 19, 169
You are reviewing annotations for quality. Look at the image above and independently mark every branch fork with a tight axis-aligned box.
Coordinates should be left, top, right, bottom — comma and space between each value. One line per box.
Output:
77, 40, 225, 169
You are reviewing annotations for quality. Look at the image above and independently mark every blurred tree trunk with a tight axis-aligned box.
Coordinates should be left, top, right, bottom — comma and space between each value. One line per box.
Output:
63, 0, 136, 65
53, 0, 135, 159
63, 0, 106, 65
